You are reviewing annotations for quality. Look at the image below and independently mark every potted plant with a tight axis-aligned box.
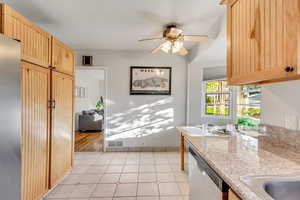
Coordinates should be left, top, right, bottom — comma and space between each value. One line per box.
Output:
96, 96, 104, 110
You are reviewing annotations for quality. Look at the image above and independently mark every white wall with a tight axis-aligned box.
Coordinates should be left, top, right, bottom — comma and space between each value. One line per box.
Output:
75, 69, 105, 113
187, 12, 227, 64
186, 62, 203, 125
186, 13, 233, 126
261, 80, 300, 129
76, 50, 187, 147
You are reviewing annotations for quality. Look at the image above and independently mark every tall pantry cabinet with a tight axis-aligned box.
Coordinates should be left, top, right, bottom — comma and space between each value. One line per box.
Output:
0, 4, 75, 200
50, 37, 75, 187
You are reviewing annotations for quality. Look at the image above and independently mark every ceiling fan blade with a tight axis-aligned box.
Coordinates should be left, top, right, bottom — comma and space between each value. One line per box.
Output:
179, 46, 188, 56
151, 41, 168, 53
138, 38, 164, 42
181, 35, 209, 42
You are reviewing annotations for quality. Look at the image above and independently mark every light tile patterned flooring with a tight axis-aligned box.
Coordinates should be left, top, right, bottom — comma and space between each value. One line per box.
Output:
45, 152, 189, 200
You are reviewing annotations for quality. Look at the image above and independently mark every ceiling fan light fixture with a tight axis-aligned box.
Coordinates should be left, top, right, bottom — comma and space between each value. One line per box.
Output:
140, 24, 208, 56
161, 41, 172, 53
172, 41, 183, 54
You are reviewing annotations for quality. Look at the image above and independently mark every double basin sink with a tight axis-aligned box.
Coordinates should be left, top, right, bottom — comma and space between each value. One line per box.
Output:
241, 175, 300, 200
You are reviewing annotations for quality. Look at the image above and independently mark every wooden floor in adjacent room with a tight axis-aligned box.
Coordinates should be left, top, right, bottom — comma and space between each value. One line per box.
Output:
75, 131, 104, 152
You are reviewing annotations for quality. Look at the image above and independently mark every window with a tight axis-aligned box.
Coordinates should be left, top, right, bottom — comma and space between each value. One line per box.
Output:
204, 80, 232, 117
236, 85, 261, 127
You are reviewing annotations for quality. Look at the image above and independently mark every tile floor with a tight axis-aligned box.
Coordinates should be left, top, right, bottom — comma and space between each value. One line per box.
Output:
44, 152, 189, 200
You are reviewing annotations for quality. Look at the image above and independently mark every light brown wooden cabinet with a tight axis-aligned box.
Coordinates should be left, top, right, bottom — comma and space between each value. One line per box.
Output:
228, 189, 242, 200
52, 37, 75, 75
50, 71, 74, 187
1, 4, 51, 68
222, 0, 300, 85
21, 62, 51, 200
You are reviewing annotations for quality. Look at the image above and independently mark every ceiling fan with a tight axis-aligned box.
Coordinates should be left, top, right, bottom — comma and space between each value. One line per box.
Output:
139, 24, 209, 56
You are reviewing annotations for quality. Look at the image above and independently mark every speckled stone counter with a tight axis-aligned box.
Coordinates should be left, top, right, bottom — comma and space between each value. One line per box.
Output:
181, 126, 300, 200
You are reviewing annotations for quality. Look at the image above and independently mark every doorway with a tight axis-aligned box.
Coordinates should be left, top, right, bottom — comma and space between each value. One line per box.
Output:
74, 66, 108, 152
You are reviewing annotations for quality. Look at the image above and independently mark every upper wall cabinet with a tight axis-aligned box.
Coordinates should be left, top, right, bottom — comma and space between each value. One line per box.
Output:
51, 37, 75, 75
0, 4, 51, 68
222, 0, 300, 85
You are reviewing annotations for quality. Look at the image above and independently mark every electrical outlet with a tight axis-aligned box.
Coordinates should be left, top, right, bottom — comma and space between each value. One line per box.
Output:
108, 141, 123, 147
116, 141, 123, 147
285, 115, 298, 130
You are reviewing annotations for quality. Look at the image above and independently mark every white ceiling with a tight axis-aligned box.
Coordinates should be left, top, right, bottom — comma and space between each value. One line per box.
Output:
3, 0, 225, 51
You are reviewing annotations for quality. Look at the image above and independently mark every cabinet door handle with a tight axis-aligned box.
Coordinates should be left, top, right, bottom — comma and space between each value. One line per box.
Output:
284, 66, 295, 72
52, 100, 56, 109
49, 66, 56, 70
48, 100, 56, 109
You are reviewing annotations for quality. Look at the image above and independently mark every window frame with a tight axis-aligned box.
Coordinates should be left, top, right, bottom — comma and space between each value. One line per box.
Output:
236, 85, 261, 127
201, 79, 233, 119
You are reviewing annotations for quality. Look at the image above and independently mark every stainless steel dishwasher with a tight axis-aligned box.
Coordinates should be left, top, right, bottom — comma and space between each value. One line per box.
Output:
189, 146, 229, 200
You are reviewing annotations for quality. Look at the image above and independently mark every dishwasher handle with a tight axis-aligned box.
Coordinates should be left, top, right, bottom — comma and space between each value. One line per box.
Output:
189, 147, 229, 193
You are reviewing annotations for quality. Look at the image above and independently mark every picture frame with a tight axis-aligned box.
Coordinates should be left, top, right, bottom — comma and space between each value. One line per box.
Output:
130, 66, 172, 95
75, 86, 88, 98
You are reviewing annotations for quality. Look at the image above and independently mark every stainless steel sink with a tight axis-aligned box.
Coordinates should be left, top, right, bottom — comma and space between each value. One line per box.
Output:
241, 175, 300, 200
264, 181, 300, 200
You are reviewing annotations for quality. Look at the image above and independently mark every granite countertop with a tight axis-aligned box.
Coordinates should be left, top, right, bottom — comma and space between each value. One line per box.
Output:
180, 126, 300, 200
177, 126, 262, 138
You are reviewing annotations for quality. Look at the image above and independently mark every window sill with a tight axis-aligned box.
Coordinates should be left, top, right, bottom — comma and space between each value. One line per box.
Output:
202, 115, 233, 120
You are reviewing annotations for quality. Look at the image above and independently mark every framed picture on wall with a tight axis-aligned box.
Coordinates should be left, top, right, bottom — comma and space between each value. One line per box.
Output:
75, 86, 88, 98
130, 66, 172, 95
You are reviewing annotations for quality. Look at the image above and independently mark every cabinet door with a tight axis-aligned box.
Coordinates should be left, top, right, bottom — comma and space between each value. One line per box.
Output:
1, 4, 51, 68
228, 189, 242, 200
21, 62, 50, 200
228, 0, 261, 84
50, 71, 74, 187
52, 37, 75, 75
227, 0, 300, 84
258, 0, 300, 82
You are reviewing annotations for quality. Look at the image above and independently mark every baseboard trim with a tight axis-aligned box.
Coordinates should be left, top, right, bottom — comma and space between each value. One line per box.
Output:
106, 146, 179, 152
